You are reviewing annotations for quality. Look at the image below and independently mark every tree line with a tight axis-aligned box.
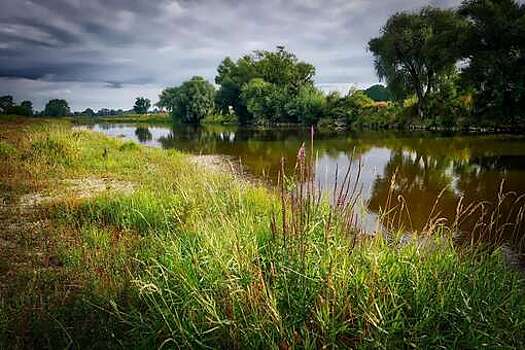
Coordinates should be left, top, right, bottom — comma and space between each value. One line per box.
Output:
158, 0, 524, 129
0, 96, 158, 117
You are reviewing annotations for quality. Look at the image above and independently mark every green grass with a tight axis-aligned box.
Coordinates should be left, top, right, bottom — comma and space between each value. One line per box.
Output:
0, 117, 524, 349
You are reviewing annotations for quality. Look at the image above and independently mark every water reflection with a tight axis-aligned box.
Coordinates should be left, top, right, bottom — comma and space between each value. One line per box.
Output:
135, 127, 152, 143
82, 122, 525, 238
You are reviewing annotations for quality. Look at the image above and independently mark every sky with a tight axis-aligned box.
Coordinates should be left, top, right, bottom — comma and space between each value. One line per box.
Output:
0, 0, 461, 111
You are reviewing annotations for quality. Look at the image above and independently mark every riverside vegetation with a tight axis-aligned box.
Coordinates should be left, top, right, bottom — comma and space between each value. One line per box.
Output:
1, 115, 525, 349
3, 0, 524, 131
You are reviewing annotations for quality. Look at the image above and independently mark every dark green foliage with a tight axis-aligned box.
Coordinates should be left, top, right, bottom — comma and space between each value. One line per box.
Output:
215, 56, 257, 123
133, 97, 151, 114
458, 0, 525, 124
423, 71, 474, 127
135, 127, 152, 142
118, 141, 139, 152
368, 7, 466, 119
324, 90, 374, 125
19, 101, 33, 116
0, 96, 32, 116
157, 87, 178, 114
44, 99, 70, 117
365, 84, 393, 101
285, 86, 326, 125
7, 103, 32, 117
160, 76, 216, 124
215, 46, 316, 125
80, 108, 95, 117
0, 95, 14, 114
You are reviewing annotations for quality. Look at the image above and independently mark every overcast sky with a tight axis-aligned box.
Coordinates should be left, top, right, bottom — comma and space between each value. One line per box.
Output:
0, 0, 461, 111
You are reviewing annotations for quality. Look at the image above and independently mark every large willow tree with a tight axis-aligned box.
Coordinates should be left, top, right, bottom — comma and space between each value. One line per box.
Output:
368, 7, 465, 119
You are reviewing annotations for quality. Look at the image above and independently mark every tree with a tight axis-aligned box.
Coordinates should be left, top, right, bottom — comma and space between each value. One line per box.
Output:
0, 95, 14, 114
215, 47, 316, 124
157, 87, 179, 113
365, 84, 393, 102
44, 99, 70, 117
252, 46, 315, 91
240, 78, 274, 122
325, 89, 374, 125
81, 108, 95, 117
169, 76, 216, 124
215, 56, 259, 123
458, 0, 525, 123
133, 97, 151, 114
285, 86, 326, 125
368, 7, 466, 119
18, 101, 33, 116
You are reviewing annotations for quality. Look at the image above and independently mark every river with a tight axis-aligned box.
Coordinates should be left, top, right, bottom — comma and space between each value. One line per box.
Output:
81, 122, 525, 241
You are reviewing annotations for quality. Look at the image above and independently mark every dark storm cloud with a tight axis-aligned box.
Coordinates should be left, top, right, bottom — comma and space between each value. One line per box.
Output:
0, 0, 462, 110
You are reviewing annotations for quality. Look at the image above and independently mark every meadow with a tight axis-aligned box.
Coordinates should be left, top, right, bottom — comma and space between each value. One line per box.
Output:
1, 116, 524, 349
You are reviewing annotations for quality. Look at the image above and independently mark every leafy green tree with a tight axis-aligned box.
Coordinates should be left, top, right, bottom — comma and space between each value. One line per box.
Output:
215, 47, 316, 124
44, 99, 70, 117
325, 89, 374, 124
170, 76, 216, 124
20, 101, 33, 116
253, 46, 315, 91
133, 97, 151, 114
365, 84, 393, 102
458, 0, 525, 123
240, 78, 298, 124
240, 78, 273, 122
0, 95, 14, 114
368, 7, 466, 119
425, 70, 474, 127
215, 56, 259, 123
285, 86, 326, 125
157, 87, 179, 114
81, 108, 95, 117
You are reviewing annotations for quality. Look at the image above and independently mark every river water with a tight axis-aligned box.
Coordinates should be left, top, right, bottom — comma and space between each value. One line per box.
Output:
81, 122, 525, 240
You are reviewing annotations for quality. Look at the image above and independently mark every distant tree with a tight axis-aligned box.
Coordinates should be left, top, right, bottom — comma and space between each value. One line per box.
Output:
97, 108, 111, 116
19, 101, 33, 116
169, 76, 216, 124
0, 95, 14, 114
458, 0, 525, 123
368, 7, 466, 119
81, 108, 95, 117
133, 97, 151, 114
44, 99, 70, 117
365, 84, 393, 102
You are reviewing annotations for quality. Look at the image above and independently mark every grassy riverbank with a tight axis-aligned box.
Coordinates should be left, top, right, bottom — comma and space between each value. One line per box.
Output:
1, 116, 524, 349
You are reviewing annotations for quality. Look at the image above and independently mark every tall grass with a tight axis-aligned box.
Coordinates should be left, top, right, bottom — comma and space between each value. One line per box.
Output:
1, 118, 524, 349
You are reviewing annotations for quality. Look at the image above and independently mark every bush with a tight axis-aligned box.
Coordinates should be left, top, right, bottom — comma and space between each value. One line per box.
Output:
118, 141, 139, 152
